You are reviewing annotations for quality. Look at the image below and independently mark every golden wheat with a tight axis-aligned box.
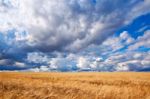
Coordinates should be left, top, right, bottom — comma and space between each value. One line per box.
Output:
0, 72, 150, 99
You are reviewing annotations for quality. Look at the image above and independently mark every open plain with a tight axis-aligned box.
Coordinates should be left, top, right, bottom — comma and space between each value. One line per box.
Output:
1, 72, 150, 99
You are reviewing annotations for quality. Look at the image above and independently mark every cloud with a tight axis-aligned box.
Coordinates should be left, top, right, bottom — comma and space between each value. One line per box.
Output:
119, 31, 135, 44
27, 52, 49, 64
0, 0, 146, 53
0, 59, 25, 68
127, 0, 150, 23
101, 31, 135, 55
128, 30, 150, 50
14, 62, 26, 67
0, 59, 13, 66
77, 56, 90, 69
0, 0, 150, 71
5, 30, 150, 71
0, 59, 27, 70
85, 31, 150, 71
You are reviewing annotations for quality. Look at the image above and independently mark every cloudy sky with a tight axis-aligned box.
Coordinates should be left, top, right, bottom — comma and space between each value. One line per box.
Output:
0, 0, 150, 72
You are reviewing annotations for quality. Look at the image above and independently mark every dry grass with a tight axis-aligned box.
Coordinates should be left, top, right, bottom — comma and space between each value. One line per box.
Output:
0, 72, 150, 99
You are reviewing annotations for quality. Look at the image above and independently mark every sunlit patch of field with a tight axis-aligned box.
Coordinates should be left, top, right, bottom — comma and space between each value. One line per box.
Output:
0, 72, 150, 99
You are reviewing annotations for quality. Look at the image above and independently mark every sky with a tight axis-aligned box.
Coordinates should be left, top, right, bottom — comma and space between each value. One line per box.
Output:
0, 0, 150, 72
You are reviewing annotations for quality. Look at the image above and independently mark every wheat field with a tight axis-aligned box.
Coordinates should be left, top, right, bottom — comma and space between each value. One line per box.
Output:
0, 72, 150, 99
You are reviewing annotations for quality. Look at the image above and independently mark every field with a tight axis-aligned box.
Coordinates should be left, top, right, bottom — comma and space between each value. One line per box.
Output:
0, 72, 150, 99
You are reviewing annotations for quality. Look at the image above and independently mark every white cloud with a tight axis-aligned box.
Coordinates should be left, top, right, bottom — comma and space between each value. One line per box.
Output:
77, 56, 90, 69
116, 63, 129, 71
0, 0, 149, 71
0, 59, 26, 69
120, 31, 135, 44
0, 0, 146, 52
128, 30, 150, 50
105, 51, 150, 71
24, 30, 150, 72
39, 66, 50, 72
127, 0, 150, 23
94, 30, 150, 71
27, 52, 49, 64
0, 59, 12, 65
133, 53, 142, 59
14, 62, 26, 67
27, 68, 40, 72
48, 57, 75, 71
141, 60, 150, 66
102, 31, 135, 54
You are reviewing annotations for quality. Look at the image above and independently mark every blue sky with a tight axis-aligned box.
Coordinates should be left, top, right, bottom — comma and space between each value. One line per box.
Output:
0, 0, 150, 72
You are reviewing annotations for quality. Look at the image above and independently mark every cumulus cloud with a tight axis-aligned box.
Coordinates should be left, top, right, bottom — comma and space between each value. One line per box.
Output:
27, 52, 49, 64
110, 34, 150, 71
82, 31, 150, 71
0, 58, 27, 70
128, 30, 150, 50
14, 62, 26, 67
0, 0, 150, 71
0, 0, 147, 52
77, 56, 90, 69
127, 0, 150, 23
101, 31, 135, 55
0, 59, 13, 66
